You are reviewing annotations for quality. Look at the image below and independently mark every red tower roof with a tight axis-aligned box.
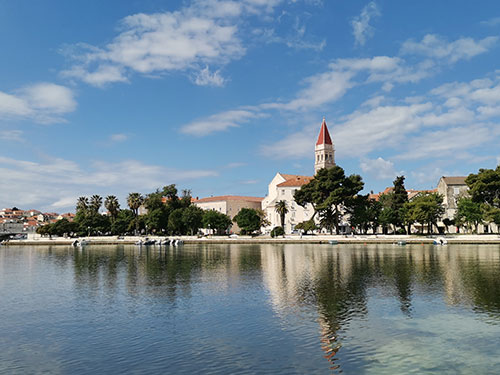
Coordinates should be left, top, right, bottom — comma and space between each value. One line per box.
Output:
316, 118, 332, 146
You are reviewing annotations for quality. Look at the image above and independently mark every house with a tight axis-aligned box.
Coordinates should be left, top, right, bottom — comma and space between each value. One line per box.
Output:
194, 195, 264, 233
261, 174, 314, 233
436, 176, 468, 220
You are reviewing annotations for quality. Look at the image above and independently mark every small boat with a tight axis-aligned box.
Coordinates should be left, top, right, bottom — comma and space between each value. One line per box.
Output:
397, 240, 406, 246
328, 240, 338, 245
73, 239, 89, 247
433, 238, 447, 245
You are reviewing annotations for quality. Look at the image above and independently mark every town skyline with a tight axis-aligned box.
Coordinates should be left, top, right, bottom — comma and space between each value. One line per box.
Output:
1, 0, 500, 212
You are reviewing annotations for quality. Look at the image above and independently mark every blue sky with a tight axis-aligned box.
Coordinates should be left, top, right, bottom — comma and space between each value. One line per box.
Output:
1, 0, 500, 212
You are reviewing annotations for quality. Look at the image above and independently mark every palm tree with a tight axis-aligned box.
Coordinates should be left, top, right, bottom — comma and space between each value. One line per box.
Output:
127, 192, 143, 217
275, 200, 289, 232
89, 195, 103, 215
76, 196, 89, 215
104, 195, 120, 222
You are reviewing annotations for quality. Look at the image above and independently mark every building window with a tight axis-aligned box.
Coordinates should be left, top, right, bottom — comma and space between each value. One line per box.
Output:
453, 188, 460, 195
281, 189, 285, 195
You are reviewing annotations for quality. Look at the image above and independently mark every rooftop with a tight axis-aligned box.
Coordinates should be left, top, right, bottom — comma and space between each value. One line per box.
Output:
315, 118, 333, 146
195, 195, 264, 204
277, 174, 314, 187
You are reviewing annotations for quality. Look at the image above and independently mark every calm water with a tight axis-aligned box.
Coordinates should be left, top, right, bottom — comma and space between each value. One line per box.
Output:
1, 244, 500, 374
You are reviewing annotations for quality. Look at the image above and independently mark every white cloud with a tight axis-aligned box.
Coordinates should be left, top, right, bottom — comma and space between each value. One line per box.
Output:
263, 70, 355, 111
109, 133, 128, 142
180, 108, 264, 136
0, 83, 76, 123
481, 17, 500, 27
351, 1, 380, 47
396, 126, 492, 160
360, 157, 398, 180
61, 0, 286, 87
62, 65, 127, 87
261, 129, 314, 159
401, 34, 498, 63
0, 155, 218, 211
0, 130, 23, 142
193, 66, 226, 86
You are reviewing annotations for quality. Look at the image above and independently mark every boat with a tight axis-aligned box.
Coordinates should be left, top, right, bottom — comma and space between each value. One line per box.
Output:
397, 240, 406, 246
328, 240, 338, 245
433, 238, 448, 245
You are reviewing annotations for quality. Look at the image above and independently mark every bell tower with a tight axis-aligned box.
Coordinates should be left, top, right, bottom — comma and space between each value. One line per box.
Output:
314, 117, 335, 174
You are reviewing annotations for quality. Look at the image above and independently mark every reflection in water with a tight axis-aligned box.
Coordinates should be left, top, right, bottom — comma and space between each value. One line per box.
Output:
0, 244, 499, 374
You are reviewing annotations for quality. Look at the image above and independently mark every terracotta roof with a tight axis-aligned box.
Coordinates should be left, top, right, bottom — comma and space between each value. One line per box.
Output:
441, 176, 467, 185
370, 187, 437, 201
316, 118, 333, 146
195, 195, 264, 203
277, 174, 313, 187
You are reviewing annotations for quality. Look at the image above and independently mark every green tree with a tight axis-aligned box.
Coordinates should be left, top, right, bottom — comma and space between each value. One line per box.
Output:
481, 204, 500, 233
89, 195, 103, 215
168, 208, 185, 234
295, 166, 364, 234
405, 193, 444, 234
466, 166, 500, 207
295, 219, 316, 234
182, 205, 204, 235
202, 210, 232, 235
111, 209, 134, 235
233, 208, 261, 235
104, 195, 120, 222
455, 197, 482, 233
349, 195, 383, 234
127, 192, 144, 217
274, 200, 288, 232
391, 176, 409, 231
76, 196, 89, 216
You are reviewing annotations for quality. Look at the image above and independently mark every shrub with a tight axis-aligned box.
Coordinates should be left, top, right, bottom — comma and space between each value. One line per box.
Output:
270, 226, 285, 238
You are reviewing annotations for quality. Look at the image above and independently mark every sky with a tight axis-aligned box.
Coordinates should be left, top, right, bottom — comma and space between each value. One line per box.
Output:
1, 0, 500, 212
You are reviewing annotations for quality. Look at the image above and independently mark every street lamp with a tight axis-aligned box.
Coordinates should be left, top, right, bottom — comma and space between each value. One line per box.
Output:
87, 226, 90, 237
208, 223, 211, 237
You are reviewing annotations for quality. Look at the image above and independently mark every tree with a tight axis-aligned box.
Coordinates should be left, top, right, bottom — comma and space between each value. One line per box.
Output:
295, 219, 316, 234
391, 176, 409, 231
466, 166, 500, 208
76, 196, 89, 216
274, 200, 288, 232
127, 193, 144, 217
104, 195, 120, 222
202, 210, 232, 235
182, 205, 204, 235
89, 195, 103, 215
405, 193, 444, 234
168, 208, 185, 234
295, 166, 364, 234
233, 208, 261, 235
455, 197, 482, 233
442, 218, 454, 233
481, 204, 500, 233
111, 209, 134, 235
348, 195, 383, 234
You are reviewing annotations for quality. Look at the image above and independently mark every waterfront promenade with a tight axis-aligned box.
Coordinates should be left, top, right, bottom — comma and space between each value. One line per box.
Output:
3, 234, 500, 246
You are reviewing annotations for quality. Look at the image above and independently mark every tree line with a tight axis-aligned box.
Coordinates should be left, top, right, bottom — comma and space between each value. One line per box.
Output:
283, 165, 500, 235
37, 184, 271, 237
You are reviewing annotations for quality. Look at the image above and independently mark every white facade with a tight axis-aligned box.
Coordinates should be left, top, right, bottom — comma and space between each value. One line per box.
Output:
261, 173, 315, 234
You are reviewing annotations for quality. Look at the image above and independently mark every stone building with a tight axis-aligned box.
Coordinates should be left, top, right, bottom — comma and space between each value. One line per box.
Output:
436, 176, 468, 220
194, 195, 264, 233
262, 118, 336, 233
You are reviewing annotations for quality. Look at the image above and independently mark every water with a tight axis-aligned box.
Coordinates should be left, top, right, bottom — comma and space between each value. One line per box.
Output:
1, 244, 499, 374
